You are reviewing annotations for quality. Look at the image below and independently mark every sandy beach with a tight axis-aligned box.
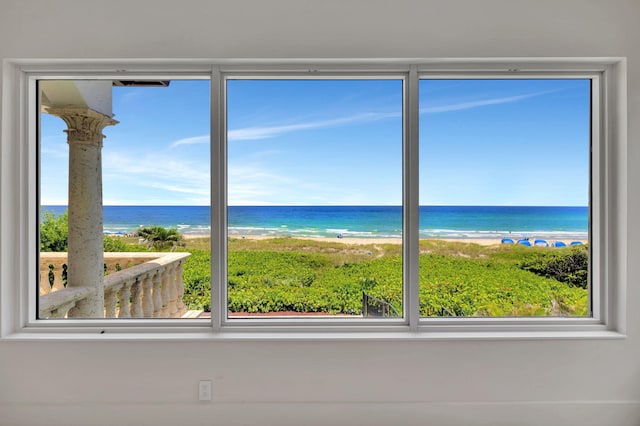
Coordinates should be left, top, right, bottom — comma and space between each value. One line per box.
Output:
182, 233, 586, 247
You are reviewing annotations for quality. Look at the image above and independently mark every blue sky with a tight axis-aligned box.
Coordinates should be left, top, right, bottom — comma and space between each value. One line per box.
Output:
40, 78, 590, 206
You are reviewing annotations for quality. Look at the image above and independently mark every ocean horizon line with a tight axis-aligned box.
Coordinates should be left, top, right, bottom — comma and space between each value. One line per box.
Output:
41, 205, 589, 240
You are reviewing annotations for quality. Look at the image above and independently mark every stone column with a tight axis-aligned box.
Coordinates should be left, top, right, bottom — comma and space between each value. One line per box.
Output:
46, 108, 118, 317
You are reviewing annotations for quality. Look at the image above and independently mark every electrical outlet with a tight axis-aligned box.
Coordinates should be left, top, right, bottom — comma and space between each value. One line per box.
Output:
198, 380, 212, 401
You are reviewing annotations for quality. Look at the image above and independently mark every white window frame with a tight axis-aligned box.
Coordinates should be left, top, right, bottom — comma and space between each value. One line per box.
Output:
216, 71, 409, 330
0, 58, 627, 340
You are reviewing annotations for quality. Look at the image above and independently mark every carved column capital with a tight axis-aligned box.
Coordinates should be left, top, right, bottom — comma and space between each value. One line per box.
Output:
46, 107, 118, 146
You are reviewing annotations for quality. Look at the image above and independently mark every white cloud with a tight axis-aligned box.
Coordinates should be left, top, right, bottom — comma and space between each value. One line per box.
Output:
226, 91, 548, 142
227, 162, 398, 206
167, 91, 545, 148
40, 141, 69, 159
228, 112, 399, 141
420, 91, 551, 114
169, 135, 209, 148
142, 182, 209, 196
102, 150, 210, 204
227, 165, 296, 205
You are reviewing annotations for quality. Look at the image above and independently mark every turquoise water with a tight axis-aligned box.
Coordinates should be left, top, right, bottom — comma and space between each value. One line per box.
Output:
42, 205, 588, 240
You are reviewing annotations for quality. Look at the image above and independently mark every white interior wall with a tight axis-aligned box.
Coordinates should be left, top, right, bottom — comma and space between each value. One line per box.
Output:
1, 1, 639, 425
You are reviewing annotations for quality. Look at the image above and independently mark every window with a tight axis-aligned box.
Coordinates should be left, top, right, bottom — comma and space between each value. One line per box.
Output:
224, 78, 403, 321
418, 78, 591, 318
0, 59, 626, 337
38, 78, 211, 320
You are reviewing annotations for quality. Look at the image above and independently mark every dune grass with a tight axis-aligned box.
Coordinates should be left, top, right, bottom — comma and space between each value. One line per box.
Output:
174, 237, 588, 317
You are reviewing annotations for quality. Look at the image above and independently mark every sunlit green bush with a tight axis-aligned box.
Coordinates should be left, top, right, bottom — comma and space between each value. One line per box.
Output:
179, 240, 588, 317
519, 246, 589, 289
40, 210, 68, 252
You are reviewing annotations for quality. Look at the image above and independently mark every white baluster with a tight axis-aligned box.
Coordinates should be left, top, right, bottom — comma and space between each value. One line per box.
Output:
130, 277, 143, 318
39, 253, 192, 320
118, 281, 132, 318
176, 260, 186, 314
142, 273, 155, 317
50, 301, 76, 318
40, 268, 49, 295
104, 287, 118, 318
160, 267, 170, 317
152, 271, 163, 318
168, 263, 178, 318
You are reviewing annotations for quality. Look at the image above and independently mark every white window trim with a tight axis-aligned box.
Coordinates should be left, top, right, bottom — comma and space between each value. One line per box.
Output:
0, 58, 627, 340
215, 70, 410, 331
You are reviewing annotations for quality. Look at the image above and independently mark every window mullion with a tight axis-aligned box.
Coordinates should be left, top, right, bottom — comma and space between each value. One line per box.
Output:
211, 66, 224, 331
590, 75, 601, 323
405, 65, 420, 330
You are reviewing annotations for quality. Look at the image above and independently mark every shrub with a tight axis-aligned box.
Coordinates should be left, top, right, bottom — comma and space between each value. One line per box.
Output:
40, 209, 132, 252
135, 226, 184, 251
40, 209, 68, 252
176, 239, 589, 317
181, 249, 212, 311
103, 236, 129, 252
419, 253, 586, 316
519, 246, 589, 289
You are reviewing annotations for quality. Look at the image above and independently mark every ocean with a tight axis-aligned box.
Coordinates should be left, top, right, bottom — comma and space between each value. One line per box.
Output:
41, 205, 588, 240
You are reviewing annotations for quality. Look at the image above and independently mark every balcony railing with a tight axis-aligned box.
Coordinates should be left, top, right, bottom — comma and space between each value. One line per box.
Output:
39, 252, 191, 319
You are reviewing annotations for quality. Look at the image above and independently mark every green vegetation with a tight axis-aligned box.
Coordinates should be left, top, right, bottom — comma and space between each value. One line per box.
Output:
103, 236, 130, 252
40, 210, 68, 252
178, 237, 588, 317
40, 209, 133, 252
135, 225, 184, 251
519, 246, 589, 289
418, 254, 585, 316
180, 249, 212, 311
38, 215, 589, 317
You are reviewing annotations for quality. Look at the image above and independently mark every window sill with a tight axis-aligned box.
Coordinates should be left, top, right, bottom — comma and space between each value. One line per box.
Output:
2, 323, 626, 342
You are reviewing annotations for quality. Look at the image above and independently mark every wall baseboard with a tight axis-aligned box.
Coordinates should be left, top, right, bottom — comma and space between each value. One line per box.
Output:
2, 401, 639, 426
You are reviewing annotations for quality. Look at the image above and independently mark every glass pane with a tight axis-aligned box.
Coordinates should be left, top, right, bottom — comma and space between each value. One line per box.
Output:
226, 79, 403, 319
419, 79, 591, 317
38, 79, 211, 319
